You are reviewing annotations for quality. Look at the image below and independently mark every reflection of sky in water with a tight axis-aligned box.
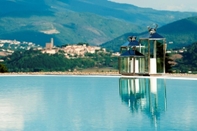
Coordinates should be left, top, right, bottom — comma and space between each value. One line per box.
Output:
0, 76, 197, 130
163, 79, 197, 130
0, 78, 46, 130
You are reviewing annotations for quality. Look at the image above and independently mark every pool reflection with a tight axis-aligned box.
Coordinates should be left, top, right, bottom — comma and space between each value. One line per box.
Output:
119, 77, 167, 127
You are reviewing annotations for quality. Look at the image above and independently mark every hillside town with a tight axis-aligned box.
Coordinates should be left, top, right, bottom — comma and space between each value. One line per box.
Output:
0, 38, 120, 60
42, 38, 109, 58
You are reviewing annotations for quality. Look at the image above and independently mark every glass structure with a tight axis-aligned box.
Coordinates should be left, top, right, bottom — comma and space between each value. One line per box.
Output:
119, 25, 167, 76
119, 36, 145, 75
139, 30, 167, 74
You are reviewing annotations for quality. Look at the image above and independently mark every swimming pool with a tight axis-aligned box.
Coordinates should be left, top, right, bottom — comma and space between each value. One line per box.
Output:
0, 75, 196, 130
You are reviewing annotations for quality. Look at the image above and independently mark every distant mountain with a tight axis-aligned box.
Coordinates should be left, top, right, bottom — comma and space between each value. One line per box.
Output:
101, 16, 197, 51
0, 0, 197, 46
158, 16, 197, 48
0, 0, 50, 15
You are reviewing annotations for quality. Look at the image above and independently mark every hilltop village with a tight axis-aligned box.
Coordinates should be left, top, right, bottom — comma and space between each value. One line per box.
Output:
0, 38, 122, 73
0, 38, 120, 60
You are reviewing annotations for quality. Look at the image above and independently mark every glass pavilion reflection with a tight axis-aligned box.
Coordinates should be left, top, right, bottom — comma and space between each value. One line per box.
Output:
119, 77, 167, 127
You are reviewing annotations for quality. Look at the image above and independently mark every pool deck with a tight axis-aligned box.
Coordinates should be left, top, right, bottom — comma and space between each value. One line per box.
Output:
0, 71, 121, 76
1, 72, 197, 78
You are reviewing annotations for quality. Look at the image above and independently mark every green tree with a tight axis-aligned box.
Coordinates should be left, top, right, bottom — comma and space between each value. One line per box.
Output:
0, 63, 8, 73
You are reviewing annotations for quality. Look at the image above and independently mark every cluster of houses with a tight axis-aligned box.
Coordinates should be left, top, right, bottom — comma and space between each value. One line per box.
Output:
166, 47, 187, 54
42, 38, 109, 58
0, 38, 119, 59
0, 40, 42, 56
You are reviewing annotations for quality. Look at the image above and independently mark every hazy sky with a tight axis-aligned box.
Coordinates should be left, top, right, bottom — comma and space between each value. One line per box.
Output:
109, 0, 197, 12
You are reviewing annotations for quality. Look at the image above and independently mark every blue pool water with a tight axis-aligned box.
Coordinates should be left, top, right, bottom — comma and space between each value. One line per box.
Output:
0, 75, 197, 131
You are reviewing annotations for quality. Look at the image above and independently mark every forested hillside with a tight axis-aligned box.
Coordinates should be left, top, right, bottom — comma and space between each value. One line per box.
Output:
173, 42, 197, 73
0, 0, 197, 46
2, 49, 118, 72
101, 16, 197, 52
